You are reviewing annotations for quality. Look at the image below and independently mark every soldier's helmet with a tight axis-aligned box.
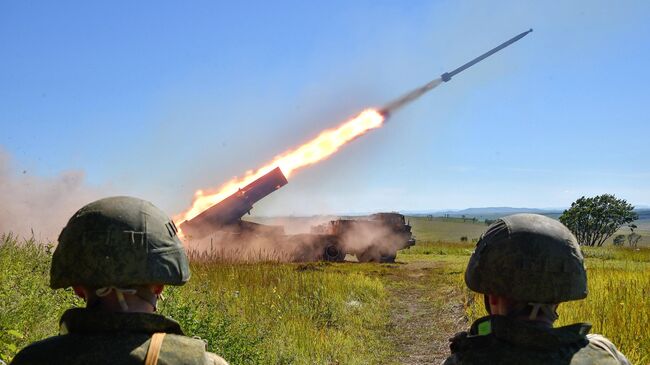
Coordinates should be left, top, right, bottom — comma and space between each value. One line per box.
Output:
465, 213, 587, 303
50, 196, 190, 289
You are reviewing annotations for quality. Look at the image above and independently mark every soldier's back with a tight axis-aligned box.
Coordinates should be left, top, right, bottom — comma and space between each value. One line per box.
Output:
10, 309, 228, 365
443, 316, 629, 365
11, 332, 212, 365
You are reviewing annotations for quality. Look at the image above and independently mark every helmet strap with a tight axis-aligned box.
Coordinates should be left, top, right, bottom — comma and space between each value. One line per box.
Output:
95, 287, 137, 311
483, 295, 492, 315
527, 302, 559, 322
134, 288, 159, 312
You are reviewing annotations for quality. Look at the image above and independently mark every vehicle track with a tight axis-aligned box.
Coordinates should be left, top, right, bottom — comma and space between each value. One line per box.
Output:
384, 261, 467, 365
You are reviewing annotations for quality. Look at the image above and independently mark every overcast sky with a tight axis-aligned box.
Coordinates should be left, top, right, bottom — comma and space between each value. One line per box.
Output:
1, 0, 649, 221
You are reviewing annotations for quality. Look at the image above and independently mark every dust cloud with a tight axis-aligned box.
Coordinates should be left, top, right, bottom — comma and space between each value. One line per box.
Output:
183, 214, 413, 263
183, 221, 333, 263
337, 217, 412, 261
0, 149, 106, 241
246, 216, 336, 234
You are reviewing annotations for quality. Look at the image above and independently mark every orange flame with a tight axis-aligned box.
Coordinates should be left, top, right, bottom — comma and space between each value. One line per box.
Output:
176, 108, 384, 223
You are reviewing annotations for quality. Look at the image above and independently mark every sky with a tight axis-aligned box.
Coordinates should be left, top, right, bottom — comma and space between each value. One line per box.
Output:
1, 0, 649, 232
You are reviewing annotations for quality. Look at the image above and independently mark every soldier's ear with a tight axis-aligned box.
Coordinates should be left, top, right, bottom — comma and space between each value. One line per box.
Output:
72, 286, 86, 299
151, 285, 164, 295
487, 294, 512, 316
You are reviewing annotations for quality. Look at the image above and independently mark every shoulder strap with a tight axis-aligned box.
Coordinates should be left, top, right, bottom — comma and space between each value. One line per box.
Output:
145, 332, 167, 365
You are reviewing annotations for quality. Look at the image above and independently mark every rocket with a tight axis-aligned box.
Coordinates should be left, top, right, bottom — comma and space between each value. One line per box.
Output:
380, 29, 533, 116
441, 29, 533, 82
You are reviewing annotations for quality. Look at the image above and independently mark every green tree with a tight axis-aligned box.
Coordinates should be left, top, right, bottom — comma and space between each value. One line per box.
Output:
613, 234, 626, 246
559, 194, 638, 247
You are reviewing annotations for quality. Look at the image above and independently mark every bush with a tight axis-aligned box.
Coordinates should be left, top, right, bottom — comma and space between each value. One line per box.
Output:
613, 235, 626, 246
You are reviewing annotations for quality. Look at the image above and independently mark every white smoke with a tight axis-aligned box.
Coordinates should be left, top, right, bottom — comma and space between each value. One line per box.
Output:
0, 149, 106, 241
247, 215, 337, 234
183, 214, 412, 263
337, 218, 410, 261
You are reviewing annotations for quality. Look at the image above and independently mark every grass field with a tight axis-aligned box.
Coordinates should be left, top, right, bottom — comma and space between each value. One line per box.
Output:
459, 242, 650, 364
408, 216, 488, 243
2, 220, 650, 364
0, 235, 392, 364
409, 215, 650, 246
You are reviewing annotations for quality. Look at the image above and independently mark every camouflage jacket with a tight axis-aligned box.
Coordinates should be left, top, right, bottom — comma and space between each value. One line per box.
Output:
443, 315, 630, 365
10, 308, 228, 365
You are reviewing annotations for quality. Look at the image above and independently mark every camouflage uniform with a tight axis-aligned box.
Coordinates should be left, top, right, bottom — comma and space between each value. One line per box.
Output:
10, 197, 228, 365
11, 308, 228, 365
443, 315, 630, 365
444, 214, 630, 365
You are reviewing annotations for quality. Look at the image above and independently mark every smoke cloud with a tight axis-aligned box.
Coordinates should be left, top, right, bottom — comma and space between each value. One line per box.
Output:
183, 214, 413, 263
380, 78, 443, 116
0, 149, 106, 241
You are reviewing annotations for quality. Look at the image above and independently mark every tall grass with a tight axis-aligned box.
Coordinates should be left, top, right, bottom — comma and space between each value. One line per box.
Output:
557, 261, 650, 364
399, 241, 475, 257
0, 235, 393, 364
160, 261, 392, 364
408, 217, 487, 242
460, 245, 650, 365
0, 234, 83, 363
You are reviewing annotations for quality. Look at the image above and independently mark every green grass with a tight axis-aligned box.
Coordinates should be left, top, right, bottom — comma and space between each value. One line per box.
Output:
0, 235, 393, 364
3, 223, 650, 364
458, 244, 650, 365
559, 261, 650, 363
408, 216, 488, 243
407, 215, 650, 247
581, 245, 650, 261
160, 262, 392, 364
0, 234, 83, 363
400, 240, 475, 258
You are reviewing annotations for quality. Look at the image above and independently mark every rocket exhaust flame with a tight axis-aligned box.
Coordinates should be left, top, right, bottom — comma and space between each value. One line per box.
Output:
175, 79, 438, 227
176, 29, 532, 227
177, 77, 444, 226
176, 109, 384, 223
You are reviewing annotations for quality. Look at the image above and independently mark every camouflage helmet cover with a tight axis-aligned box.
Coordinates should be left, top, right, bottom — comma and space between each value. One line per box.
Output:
465, 213, 587, 303
51, 196, 190, 289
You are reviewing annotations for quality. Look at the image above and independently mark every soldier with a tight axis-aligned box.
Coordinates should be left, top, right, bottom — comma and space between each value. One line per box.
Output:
444, 213, 630, 365
11, 196, 228, 365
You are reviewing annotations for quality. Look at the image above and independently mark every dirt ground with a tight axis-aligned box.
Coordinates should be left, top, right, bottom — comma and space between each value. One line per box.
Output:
383, 260, 468, 365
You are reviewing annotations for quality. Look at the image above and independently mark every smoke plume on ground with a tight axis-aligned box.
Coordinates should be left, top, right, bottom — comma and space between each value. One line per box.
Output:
247, 216, 337, 234
337, 217, 411, 261
0, 149, 105, 241
183, 214, 412, 263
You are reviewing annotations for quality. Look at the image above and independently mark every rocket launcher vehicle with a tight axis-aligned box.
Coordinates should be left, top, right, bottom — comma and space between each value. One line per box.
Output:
179, 167, 288, 239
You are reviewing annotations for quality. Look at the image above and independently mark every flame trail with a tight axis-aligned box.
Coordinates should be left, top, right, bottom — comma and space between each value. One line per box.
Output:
176, 30, 533, 229
176, 77, 443, 225
176, 109, 385, 223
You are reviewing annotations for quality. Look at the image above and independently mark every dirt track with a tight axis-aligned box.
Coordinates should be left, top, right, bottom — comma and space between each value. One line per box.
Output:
384, 261, 467, 365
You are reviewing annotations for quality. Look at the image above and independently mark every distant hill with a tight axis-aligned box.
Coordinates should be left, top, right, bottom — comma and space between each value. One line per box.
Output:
636, 209, 650, 220
404, 207, 562, 220
405, 207, 650, 223
443, 207, 554, 215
